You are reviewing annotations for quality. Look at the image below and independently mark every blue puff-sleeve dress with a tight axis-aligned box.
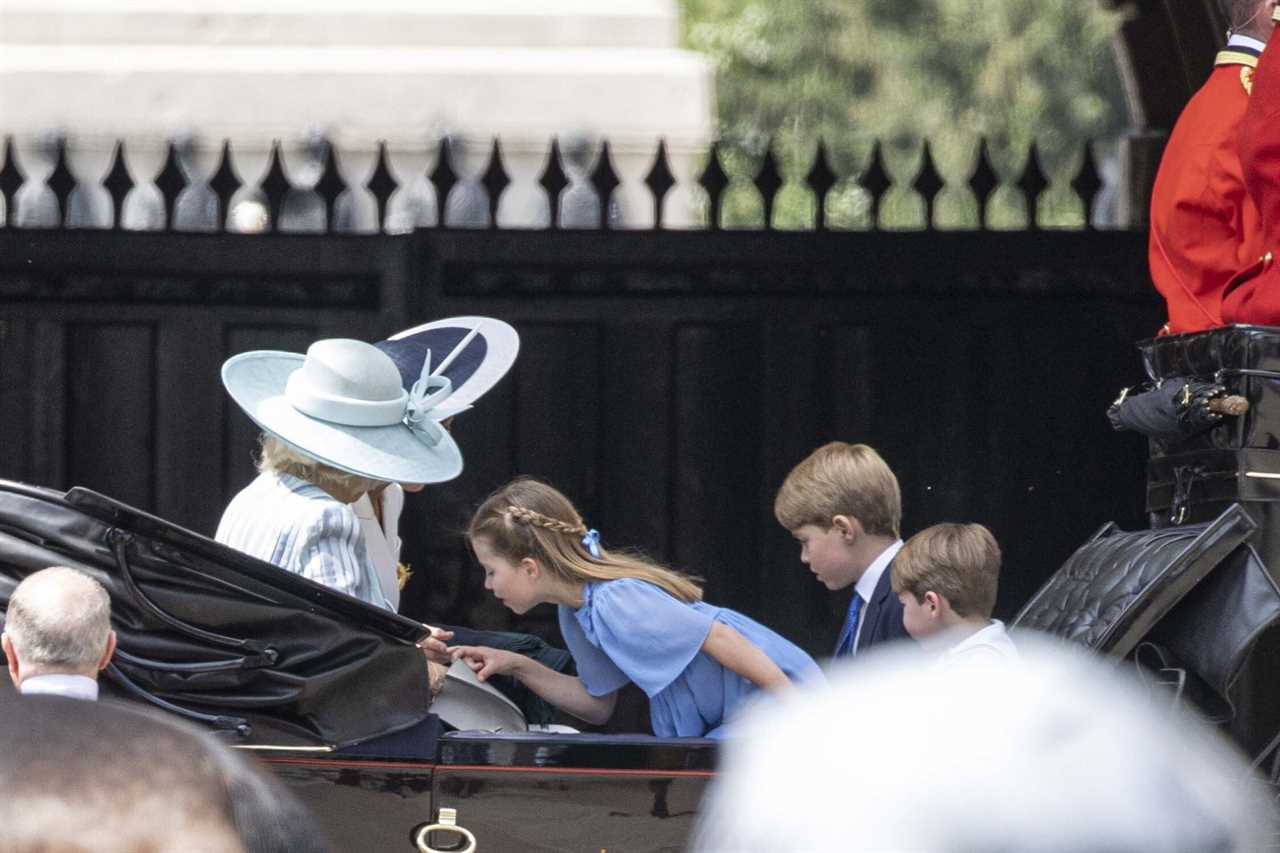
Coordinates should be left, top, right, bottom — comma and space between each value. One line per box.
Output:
557, 578, 823, 738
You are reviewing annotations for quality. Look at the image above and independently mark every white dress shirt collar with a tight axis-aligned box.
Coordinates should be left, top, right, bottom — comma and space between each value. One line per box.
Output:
938, 619, 1020, 665
854, 539, 904, 604
1228, 33, 1267, 53
20, 673, 99, 701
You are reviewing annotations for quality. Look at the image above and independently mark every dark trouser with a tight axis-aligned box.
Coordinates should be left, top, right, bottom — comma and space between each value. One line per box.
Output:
442, 625, 574, 725
335, 715, 442, 759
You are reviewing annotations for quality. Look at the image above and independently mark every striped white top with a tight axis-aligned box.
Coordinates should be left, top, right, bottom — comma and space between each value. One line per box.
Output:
215, 471, 390, 609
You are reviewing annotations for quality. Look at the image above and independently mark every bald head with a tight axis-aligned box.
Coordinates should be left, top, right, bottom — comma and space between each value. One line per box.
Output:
3, 566, 115, 682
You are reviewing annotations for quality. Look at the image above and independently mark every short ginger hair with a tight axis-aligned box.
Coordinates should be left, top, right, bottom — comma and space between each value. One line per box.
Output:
773, 442, 901, 537
892, 523, 1001, 619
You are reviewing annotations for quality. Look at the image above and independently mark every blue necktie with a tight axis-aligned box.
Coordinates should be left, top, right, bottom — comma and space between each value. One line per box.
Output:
835, 593, 864, 657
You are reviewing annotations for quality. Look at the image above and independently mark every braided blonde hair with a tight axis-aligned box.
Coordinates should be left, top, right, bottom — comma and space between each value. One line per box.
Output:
469, 477, 703, 603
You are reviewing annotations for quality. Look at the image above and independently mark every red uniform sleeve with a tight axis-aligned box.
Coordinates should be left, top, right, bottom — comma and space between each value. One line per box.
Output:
1149, 66, 1262, 334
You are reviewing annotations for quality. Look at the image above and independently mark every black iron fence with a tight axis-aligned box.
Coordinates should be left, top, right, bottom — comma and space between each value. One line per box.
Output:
0, 135, 1159, 660
2, 134, 1112, 233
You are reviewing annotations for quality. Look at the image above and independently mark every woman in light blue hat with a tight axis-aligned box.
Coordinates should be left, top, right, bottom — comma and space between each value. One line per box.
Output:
352, 316, 521, 611
216, 336, 465, 680
217, 321, 571, 726
353, 318, 574, 726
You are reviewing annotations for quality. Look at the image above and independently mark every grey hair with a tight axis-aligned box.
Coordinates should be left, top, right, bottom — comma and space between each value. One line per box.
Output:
5, 567, 112, 669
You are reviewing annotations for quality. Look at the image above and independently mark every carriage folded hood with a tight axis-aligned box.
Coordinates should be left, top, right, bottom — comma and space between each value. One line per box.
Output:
0, 480, 433, 749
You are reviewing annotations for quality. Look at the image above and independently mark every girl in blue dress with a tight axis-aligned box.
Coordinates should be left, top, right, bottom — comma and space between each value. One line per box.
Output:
451, 478, 823, 738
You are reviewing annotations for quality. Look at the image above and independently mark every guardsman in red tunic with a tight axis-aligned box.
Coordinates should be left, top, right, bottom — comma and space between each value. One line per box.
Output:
1149, 0, 1273, 334
1222, 7, 1280, 325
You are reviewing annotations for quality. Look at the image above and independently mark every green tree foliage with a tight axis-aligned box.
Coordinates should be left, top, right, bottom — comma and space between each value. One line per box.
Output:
680, 0, 1129, 228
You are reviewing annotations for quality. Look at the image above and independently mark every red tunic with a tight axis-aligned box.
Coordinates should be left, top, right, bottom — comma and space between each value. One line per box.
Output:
1221, 41, 1280, 325
1150, 51, 1262, 334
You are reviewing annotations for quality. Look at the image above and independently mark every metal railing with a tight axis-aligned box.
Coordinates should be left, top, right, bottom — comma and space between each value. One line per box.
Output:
0, 134, 1112, 234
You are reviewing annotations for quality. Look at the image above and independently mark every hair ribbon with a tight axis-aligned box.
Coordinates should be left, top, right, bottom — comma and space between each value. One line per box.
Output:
581, 528, 602, 558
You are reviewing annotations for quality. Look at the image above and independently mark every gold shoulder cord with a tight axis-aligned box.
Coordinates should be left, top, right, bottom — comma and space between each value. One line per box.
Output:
1214, 49, 1260, 95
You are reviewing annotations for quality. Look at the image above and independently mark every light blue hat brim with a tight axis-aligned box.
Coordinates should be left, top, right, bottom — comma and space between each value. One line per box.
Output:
222, 351, 464, 484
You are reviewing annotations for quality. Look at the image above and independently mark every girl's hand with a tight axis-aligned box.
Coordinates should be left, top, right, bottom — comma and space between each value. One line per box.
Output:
450, 647, 614, 725
450, 645, 523, 682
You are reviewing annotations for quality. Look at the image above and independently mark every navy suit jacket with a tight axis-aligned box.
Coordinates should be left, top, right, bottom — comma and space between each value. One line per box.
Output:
853, 557, 912, 654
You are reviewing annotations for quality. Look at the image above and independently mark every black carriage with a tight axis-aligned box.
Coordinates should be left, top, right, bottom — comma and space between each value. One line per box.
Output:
5, 324, 1280, 849
0, 480, 713, 852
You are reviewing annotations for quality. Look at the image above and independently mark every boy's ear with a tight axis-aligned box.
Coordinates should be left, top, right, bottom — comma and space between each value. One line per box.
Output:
831, 515, 864, 541
923, 591, 943, 614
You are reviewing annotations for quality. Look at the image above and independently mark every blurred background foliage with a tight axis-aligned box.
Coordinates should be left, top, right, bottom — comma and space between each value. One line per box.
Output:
679, 0, 1131, 228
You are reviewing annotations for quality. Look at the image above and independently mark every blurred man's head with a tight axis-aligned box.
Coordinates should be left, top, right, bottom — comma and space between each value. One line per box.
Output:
0, 693, 331, 853
2, 567, 116, 686
692, 640, 1274, 852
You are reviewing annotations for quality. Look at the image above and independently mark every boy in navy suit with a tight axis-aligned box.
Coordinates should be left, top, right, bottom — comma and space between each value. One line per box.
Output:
774, 442, 911, 658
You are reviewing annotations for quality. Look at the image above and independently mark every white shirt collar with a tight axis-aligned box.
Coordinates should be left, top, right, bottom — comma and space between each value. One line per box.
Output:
854, 539, 904, 603
1228, 33, 1267, 53
937, 620, 1020, 665
946, 620, 1004, 654
20, 673, 99, 701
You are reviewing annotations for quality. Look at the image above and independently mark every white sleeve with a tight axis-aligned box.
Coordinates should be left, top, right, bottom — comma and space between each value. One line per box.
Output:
379, 483, 405, 561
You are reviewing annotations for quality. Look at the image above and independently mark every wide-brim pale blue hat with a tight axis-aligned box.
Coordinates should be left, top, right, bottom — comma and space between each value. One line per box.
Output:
375, 316, 519, 421
222, 339, 464, 484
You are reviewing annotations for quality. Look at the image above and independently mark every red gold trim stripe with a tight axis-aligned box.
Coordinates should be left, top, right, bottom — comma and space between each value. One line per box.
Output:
1216, 49, 1260, 69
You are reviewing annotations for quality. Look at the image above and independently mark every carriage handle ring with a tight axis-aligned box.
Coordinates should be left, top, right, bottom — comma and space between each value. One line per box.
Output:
415, 808, 477, 853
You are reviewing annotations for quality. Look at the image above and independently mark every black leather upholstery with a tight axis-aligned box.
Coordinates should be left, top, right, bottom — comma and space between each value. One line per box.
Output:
1014, 505, 1255, 659
1148, 543, 1280, 720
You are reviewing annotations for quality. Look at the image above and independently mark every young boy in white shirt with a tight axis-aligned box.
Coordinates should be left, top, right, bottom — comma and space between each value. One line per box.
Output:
890, 523, 1017, 663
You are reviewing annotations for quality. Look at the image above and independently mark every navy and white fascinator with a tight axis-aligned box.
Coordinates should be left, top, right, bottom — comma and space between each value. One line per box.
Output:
375, 316, 520, 422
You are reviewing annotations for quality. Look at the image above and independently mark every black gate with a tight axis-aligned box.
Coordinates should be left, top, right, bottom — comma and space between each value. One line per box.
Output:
0, 133, 1161, 654
0, 224, 1157, 655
